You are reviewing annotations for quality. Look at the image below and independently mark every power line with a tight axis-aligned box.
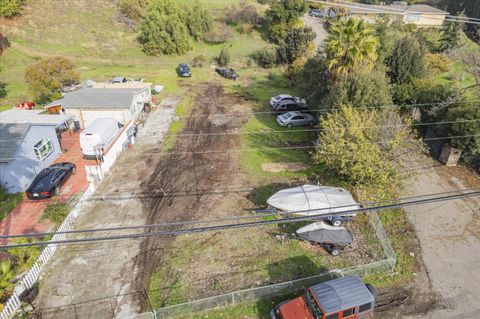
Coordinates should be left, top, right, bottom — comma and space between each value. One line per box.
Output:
1, 132, 478, 162
310, 0, 480, 25
1, 188, 474, 241
2, 189, 478, 249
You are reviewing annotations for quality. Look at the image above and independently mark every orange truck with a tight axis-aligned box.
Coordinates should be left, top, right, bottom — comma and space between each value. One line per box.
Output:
270, 275, 376, 319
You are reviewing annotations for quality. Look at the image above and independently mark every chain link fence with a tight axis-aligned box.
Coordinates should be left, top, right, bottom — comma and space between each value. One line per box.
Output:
26, 212, 395, 319
153, 212, 396, 319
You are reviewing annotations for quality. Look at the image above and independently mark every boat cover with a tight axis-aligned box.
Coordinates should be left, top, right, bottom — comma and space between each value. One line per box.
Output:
296, 222, 353, 245
267, 185, 359, 216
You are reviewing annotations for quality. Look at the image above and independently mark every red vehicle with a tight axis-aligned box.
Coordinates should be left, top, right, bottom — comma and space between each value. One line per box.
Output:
271, 275, 376, 319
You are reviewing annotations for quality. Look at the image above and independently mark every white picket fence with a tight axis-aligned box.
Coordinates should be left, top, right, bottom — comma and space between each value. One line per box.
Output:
0, 184, 95, 319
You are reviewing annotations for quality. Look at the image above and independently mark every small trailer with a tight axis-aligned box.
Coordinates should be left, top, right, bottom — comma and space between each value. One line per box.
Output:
80, 118, 121, 160
266, 185, 360, 226
296, 221, 353, 256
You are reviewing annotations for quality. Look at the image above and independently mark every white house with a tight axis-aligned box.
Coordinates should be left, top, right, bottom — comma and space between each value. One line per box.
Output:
46, 86, 151, 129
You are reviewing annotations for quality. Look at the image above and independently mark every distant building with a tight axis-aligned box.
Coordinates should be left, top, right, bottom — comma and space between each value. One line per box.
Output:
46, 86, 151, 129
0, 110, 72, 193
345, 1, 449, 26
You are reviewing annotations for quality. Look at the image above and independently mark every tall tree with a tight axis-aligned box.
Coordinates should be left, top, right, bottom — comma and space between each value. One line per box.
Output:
324, 18, 377, 79
25, 57, 79, 104
442, 0, 480, 43
439, 21, 462, 52
265, 0, 307, 43
386, 35, 426, 85
277, 27, 315, 64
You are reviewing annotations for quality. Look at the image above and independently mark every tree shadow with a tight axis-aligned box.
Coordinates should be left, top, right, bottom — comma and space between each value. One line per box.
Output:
0, 82, 7, 99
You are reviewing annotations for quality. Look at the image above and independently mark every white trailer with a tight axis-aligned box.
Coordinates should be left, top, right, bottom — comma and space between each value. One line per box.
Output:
80, 118, 121, 160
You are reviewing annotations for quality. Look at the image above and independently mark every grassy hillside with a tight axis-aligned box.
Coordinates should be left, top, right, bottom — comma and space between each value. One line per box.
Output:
0, 0, 268, 107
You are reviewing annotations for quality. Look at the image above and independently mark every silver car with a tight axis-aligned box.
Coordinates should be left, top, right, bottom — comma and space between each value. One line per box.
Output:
276, 111, 316, 128
269, 94, 306, 107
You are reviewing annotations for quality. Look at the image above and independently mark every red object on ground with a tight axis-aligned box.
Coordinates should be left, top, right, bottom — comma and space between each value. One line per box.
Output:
0, 131, 91, 245
15, 101, 36, 110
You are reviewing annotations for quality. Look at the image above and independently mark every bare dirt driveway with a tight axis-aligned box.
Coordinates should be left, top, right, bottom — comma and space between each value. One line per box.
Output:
403, 160, 480, 319
302, 14, 328, 49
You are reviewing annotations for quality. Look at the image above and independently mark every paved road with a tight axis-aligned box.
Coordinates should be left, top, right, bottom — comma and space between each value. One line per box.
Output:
302, 14, 328, 48
403, 161, 480, 318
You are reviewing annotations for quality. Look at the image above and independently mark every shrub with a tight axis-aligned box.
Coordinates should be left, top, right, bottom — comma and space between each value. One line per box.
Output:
0, 0, 23, 18
252, 47, 278, 68
265, 0, 307, 43
192, 54, 206, 67
25, 57, 79, 104
257, 0, 273, 4
216, 46, 231, 66
118, 0, 148, 21
426, 53, 451, 75
139, 0, 211, 56
226, 1, 259, 25
203, 23, 233, 44
41, 202, 70, 226
239, 23, 254, 34
284, 56, 307, 81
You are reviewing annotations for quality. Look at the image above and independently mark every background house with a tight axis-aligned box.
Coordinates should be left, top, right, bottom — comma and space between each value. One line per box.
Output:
346, 1, 449, 26
0, 110, 72, 193
46, 86, 151, 129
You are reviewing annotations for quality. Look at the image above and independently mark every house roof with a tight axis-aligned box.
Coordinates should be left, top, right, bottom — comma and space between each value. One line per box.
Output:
47, 88, 144, 110
0, 109, 72, 126
311, 275, 374, 314
0, 123, 30, 163
92, 81, 152, 89
346, 2, 448, 15
407, 4, 449, 15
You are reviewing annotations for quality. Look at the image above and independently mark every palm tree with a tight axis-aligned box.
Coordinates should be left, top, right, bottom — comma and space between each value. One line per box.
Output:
325, 18, 377, 79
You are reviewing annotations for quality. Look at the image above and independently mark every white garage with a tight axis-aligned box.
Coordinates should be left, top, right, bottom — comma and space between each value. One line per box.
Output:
47, 87, 151, 129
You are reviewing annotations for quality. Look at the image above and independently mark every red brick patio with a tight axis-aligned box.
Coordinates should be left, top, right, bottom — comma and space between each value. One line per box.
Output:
0, 131, 92, 244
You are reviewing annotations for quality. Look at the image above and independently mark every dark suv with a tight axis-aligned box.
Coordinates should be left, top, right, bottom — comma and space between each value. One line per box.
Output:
272, 100, 309, 115
177, 63, 191, 77
215, 67, 238, 80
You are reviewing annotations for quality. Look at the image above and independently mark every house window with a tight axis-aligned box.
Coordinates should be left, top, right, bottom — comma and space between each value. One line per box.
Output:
33, 138, 54, 160
358, 302, 372, 313
405, 13, 421, 22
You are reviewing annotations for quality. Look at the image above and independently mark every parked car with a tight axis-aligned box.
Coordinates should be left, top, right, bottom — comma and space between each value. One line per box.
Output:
272, 100, 309, 115
215, 67, 239, 80
26, 162, 76, 200
270, 275, 376, 319
177, 63, 191, 77
309, 8, 326, 18
269, 94, 306, 107
276, 111, 316, 128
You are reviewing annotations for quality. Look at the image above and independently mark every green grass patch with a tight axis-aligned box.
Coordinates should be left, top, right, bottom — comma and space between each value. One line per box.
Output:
163, 94, 194, 150
0, 189, 23, 222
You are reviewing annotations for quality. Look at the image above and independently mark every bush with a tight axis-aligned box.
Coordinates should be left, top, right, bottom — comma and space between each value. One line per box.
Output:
265, 0, 308, 43
216, 46, 231, 66
252, 47, 278, 68
139, 0, 211, 56
257, 0, 273, 4
25, 57, 79, 104
284, 56, 307, 81
426, 53, 451, 75
41, 202, 70, 226
118, 0, 148, 21
192, 54, 206, 67
0, 0, 23, 18
239, 23, 254, 34
203, 23, 233, 44
226, 1, 259, 25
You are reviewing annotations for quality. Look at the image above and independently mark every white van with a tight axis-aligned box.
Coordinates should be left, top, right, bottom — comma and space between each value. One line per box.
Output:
80, 118, 121, 160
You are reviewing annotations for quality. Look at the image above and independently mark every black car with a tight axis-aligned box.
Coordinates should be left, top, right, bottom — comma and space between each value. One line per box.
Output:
215, 67, 238, 80
272, 100, 309, 115
177, 63, 191, 77
26, 162, 76, 200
